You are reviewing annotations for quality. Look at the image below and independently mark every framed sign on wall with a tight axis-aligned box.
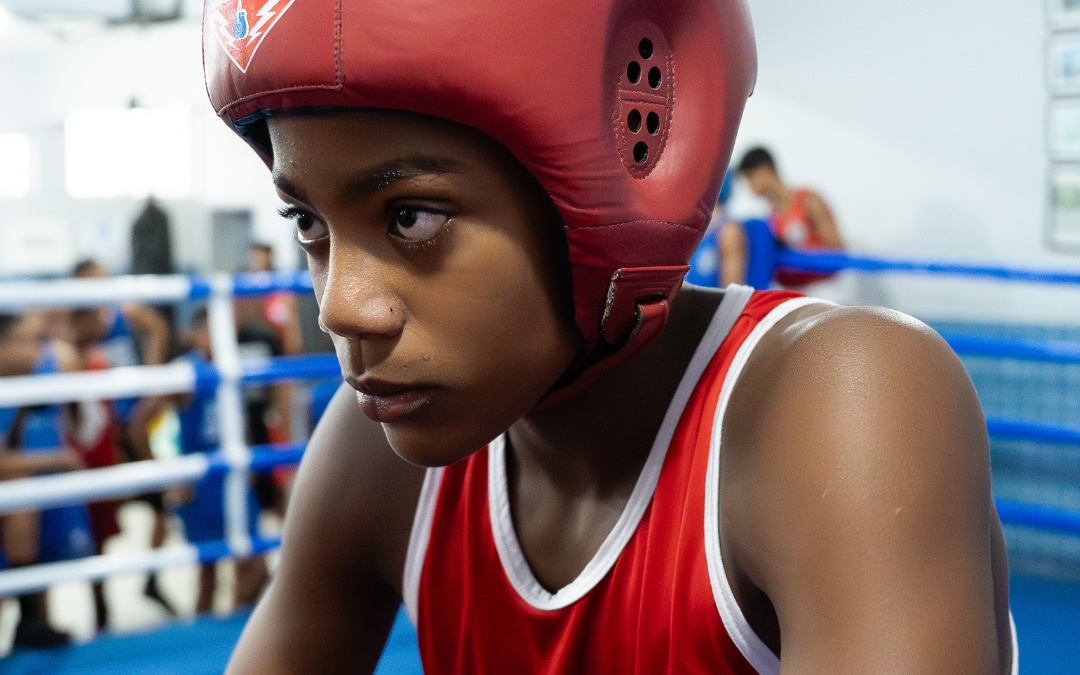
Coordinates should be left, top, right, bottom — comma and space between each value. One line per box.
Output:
1049, 0, 1080, 31
1047, 3, 1080, 250
1049, 164, 1080, 249
1049, 33, 1080, 96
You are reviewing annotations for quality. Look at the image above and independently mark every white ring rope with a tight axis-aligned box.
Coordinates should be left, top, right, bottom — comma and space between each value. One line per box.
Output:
0, 455, 210, 515
0, 362, 197, 408
0, 275, 195, 310
0, 271, 314, 595
0, 545, 201, 597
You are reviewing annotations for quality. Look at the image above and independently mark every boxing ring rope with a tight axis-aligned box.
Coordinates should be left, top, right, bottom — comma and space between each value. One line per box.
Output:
741, 217, 1080, 535
0, 271, 328, 597
741, 218, 1080, 289
0, 271, 314, 310
2, 255, 1080, 597
0, 443, 308, 516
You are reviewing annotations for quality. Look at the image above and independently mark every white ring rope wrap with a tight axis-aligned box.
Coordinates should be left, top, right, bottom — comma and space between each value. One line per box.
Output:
0, 362, 196, 408
209, 274, 254, 559
0, 455, 210, 515
0, 275, 194, 310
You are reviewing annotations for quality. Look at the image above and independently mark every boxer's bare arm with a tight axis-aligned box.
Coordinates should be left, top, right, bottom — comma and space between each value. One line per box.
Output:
226, 383, 426, 675
719, 221, 749, 287
722, 306, 1007, 674
121, 302, 171, 365
803, 192, 844, 249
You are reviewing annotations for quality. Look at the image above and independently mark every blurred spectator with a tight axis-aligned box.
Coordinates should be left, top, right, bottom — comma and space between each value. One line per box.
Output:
71, 260, 170, 371
0, 313, 88, 648
70, 260, 177, 617
686, 170, 743, 288
170, 309, 268, 612
234, 244, 302, 516
729, 146, 845, 288
239, 244, 302, 358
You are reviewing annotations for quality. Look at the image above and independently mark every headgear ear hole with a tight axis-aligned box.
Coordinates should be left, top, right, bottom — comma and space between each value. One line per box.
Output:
647, 67, 662, 89
646, 112, 660, 135
633, 142, 649, 163
613, 22, 673, 179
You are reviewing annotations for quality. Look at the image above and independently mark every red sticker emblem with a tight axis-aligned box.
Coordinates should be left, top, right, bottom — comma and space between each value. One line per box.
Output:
207, 0, 296, 73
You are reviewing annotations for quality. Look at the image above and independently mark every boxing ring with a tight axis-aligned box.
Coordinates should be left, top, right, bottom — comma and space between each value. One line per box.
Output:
0, 271, 339, 598
1, 229, 1080, 671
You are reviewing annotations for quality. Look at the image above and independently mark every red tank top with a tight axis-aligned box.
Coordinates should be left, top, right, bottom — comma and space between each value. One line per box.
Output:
404, 287, 821, 675
770, 190, 834, 288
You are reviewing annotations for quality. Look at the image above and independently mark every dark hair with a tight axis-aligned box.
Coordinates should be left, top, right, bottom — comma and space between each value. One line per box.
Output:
73, 258, 103, 277
738, 146, 776, 174
251, 243, 274, 254
0, 313, 19, 339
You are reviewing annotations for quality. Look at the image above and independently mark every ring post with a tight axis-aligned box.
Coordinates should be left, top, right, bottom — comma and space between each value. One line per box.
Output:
209, 274, 253, 559
742, 219, 777, 290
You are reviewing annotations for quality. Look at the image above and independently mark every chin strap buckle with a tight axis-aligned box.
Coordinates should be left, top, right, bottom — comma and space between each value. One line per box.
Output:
600, 266, 689, 346
535, 265, 689, 410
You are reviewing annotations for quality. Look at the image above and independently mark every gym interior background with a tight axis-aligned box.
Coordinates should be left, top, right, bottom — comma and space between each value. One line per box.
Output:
0, 0, 1078, 673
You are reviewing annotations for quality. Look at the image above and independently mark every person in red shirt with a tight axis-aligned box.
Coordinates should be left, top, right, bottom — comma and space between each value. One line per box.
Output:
234, 243, 303, 515
204, 1, 1013, 673
733, 146, 845, 288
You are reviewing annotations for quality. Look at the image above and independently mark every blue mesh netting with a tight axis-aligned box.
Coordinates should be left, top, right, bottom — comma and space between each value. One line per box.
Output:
932, 321, 1080, 581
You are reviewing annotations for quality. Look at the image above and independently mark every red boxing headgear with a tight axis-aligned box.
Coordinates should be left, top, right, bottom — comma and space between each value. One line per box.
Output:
203, 0, 756, 381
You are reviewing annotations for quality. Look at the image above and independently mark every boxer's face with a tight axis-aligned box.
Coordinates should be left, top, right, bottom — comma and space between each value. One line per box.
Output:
741, 165, 785, 201
268, 112, 582, 466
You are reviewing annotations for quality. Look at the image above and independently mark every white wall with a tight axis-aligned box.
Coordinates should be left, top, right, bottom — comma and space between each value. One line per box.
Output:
0, 13, 294, 277
733, 0, 1080, 325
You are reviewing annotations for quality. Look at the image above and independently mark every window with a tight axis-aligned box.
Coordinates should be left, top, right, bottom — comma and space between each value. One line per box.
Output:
0, 133, 32, 198
65, 105, 192, 199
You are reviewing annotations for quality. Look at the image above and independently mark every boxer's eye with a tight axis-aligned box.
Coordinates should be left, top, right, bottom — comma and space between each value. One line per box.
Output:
389, 208, 450, 243
278, 206, 327, 244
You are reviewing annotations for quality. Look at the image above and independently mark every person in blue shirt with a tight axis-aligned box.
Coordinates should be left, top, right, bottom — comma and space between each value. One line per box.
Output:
172, 309, 267, 613
686, 170, 743, 288
0, 312, 91, 648
70, 260, 177, 616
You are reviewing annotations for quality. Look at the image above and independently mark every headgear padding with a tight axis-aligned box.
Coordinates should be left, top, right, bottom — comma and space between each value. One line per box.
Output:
204, 0, 756, 358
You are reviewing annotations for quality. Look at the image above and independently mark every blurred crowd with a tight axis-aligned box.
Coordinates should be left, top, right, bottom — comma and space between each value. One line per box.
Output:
0, 239, 334, 650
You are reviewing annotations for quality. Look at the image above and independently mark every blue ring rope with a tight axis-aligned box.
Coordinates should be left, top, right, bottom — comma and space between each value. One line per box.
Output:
940, 332, 1080, 364
986, 417, 1080, 445
996, 498, 1080, 534
740, 218, 1080, 288
774, 249, 1080, 285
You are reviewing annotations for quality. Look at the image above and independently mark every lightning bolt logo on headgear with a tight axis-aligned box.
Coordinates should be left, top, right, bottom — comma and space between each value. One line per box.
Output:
208, 0, 295, 73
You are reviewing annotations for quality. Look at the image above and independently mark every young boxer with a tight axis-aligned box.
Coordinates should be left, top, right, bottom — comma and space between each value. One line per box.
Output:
203, 0, 1014, 672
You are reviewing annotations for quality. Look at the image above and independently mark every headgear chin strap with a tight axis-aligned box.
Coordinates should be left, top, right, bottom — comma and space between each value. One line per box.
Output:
203, 0, 756, 401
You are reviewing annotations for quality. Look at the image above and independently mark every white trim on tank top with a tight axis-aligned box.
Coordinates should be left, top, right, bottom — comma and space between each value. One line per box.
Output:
703, 298, 1022, 675
486, 283, 756, 611
402, 466, 445, 626
704, 296, 828, 674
